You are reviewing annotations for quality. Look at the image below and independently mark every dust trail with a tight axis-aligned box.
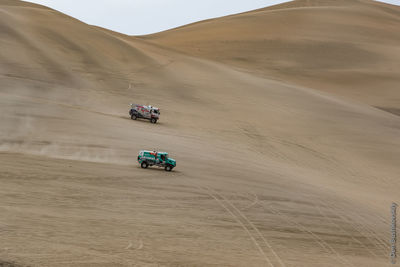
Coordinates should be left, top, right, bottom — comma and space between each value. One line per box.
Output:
0, 141, 130, 165
0, 93, 130, 165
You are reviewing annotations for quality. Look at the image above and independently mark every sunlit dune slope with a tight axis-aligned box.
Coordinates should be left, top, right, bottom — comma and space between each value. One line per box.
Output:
143, 0, 400, 110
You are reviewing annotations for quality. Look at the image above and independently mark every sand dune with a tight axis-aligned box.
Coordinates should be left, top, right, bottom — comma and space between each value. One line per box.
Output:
1, 0, 400, 266
143, 0, 400, 110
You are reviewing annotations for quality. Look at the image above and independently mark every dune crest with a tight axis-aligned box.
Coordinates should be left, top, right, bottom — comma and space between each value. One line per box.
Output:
143, 0, 400, 109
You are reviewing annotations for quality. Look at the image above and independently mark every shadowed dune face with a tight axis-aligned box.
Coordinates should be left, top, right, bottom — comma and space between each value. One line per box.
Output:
1, 0, 400, 266
0, 3, 158, 92
143, 0, 400, 109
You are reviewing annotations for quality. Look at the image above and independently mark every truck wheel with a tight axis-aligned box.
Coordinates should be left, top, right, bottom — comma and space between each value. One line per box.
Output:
131, 114, 137, 120
165, 165, 173, 171
150, 118, 157, 124
141, 162, 148, 168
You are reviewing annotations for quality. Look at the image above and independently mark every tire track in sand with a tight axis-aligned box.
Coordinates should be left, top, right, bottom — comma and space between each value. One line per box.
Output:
265, 203, 355, 267
314, 200, 385, 259
207, 186, 286, 267
238, 191, 355, 266
325, 201, 389, 253
195, 185, 281, 267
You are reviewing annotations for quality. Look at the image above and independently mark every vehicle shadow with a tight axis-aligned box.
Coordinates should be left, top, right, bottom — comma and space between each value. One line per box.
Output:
135, 165, 181, 174
124, 117, 165, 126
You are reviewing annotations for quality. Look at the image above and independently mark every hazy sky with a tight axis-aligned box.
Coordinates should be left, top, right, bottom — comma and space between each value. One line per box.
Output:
26, 0, 400, 35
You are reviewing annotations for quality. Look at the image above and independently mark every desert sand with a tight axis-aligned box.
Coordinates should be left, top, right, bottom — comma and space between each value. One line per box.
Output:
1, 0, 400, 266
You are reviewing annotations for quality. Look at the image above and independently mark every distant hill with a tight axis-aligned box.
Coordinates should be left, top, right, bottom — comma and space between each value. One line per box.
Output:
143, 0, 400, 110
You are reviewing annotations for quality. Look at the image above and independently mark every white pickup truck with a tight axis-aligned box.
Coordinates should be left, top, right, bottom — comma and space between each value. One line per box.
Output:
129, 104, 160, 123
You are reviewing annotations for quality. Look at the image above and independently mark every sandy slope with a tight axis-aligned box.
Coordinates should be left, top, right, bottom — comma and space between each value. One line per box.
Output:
1, 0, 400, 266
143, 0, 400, 111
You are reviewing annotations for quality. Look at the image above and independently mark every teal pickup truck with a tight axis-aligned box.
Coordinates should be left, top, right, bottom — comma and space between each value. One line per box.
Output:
137, 150, 176, 171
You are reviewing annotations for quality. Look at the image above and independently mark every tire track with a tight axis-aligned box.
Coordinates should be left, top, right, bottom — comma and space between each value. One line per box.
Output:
319, 200, 389, 255
237, 192, 351, 265
195, 185, 276, 267
314, 200, 384, 259
208, 187, 286, 267
242, 191, 260, 210
327, 201, 389, 252
265, 203, 355, 267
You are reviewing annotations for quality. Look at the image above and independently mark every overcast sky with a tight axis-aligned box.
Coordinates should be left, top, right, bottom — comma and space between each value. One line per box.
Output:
26, 0, 400, 35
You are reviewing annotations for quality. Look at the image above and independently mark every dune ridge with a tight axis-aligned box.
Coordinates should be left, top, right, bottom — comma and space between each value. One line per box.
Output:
143, 0, 400, 110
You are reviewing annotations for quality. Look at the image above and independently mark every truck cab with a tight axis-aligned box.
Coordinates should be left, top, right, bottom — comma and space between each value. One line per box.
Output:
151, 108, 160, 117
